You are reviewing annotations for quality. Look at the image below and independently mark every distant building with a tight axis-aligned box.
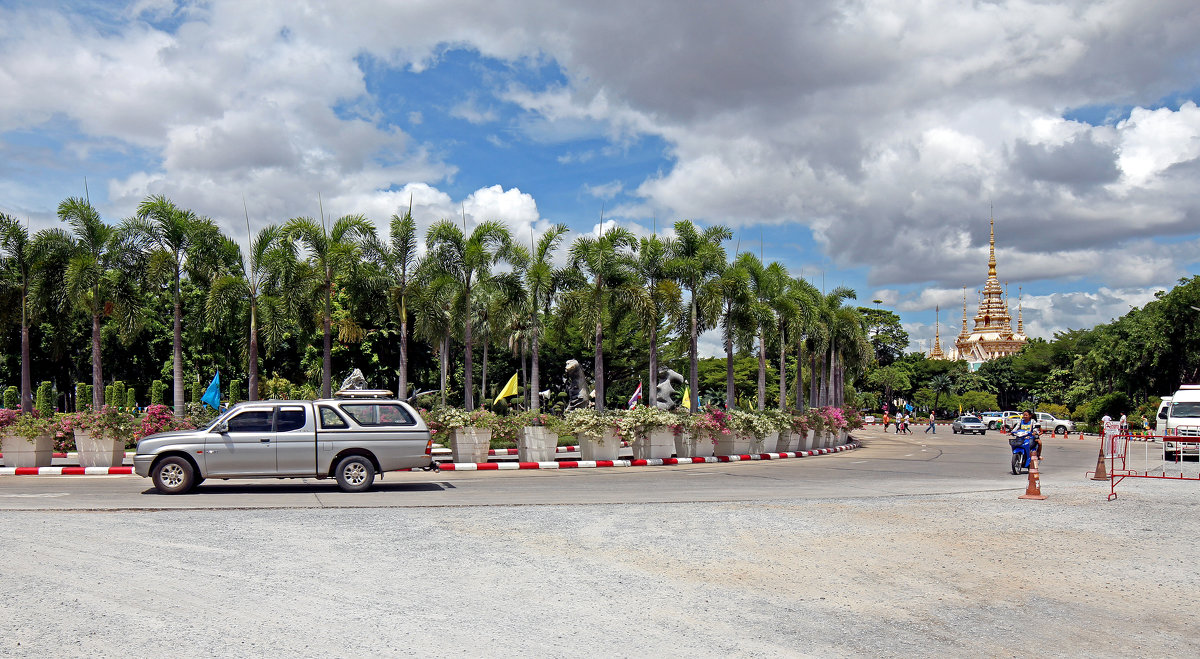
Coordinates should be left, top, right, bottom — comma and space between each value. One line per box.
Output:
936, 217, 1027, 370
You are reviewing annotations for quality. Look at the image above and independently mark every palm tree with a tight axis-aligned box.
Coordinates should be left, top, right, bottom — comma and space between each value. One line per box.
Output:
739, 254, 784, 411
285, 214, 375, 398
207, 225, 291, 400
930, 374, 953, 413
57, 197, 141, 409
362, 203, 421, 398
636, 234, 682, 406
131, 195, 222, 416
0, 214, 45, 413
757, 262, 796, 412
666, 221, 732, 411
519, 223, 570, 413
708, 254, 753, 408
411, 261, 457, 405
425, 219, 515, 411
787, 277, 820, 410
559, 226, 643, 413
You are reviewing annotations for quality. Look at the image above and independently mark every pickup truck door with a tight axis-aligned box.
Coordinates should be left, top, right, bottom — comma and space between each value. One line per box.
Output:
274, 405, 317, 475
204, 407, 277, 476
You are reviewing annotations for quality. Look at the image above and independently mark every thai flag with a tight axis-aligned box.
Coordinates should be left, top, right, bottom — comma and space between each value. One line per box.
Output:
628, 381, 642, 409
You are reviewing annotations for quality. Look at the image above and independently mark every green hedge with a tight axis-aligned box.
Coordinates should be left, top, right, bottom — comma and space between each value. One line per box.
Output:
3, 386, 17, 410
36, 381, 54, 417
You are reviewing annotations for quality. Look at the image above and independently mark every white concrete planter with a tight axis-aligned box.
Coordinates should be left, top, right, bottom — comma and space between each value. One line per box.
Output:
773, 430, 798, 453
838, 429, 849, 444
714, 431, 751, 456
75, 431, 124, 467
450, 427, 492, 464
1, 433, 54, 468
517, 426, 557, 462
751, 431, 777, 454
632, 429, 674, 460
577, 429, 620, 461
675, 430, 714, 457
673, 430, 693, 457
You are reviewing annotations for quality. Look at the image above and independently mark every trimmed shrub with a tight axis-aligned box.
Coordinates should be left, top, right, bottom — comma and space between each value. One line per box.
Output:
150, 380, 165, 406
36, 381, 54, 417
104, 384, 114, 407
75, 382, 88, 410
125, 387, 136, 410
191, 380, 203, 406
84, 385, 93, 408
3, 386, 17, 410
228, 379, 242, 404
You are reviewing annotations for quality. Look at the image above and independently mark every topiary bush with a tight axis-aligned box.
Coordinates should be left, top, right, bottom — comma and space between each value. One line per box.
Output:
150, 380, 165, 406
75, 382, 88, 410
228, 379, 242, 404
3, 386, 17, 410
125, 387, 137, 410
36, 380, 54, 417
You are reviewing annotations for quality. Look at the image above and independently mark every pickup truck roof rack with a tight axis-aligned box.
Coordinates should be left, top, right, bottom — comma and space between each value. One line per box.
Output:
332, 388, 395, 399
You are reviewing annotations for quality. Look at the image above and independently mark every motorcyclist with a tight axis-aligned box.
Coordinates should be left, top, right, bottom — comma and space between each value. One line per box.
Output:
1014, 409, 1042, 460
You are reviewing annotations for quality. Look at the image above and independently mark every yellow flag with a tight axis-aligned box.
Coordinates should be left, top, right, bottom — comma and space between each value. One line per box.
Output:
682, 386, 692, 411
494, 372, 520, 404
958, 402, 963, 415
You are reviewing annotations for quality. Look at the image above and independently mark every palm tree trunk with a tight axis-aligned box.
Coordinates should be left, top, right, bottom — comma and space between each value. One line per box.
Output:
91, 312, 103, 409
173, 274, 184, 418
20, 290, 31, 414
594, 320, 605, 413
439, 335, 448, 406
810, 351, 820, 409
463, 295, 475, 412
248, 301, 259, 401
725, 309, 735, 410
322, 280, 333, 398
689, 289, 699, 413
757, 327, 766, 411
531, 320, 541, 413
481, 339, 489, 408
648, 321, 659, 410
796, 335, 805, 411
398, 311, 408, 400
520, 337, 527, 409
778, 329, 786, 412
826, 343, 836, 408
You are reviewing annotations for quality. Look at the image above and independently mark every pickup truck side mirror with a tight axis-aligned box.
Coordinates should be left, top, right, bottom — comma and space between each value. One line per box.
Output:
214, 421, 229, 434
1158, 410, 1168, 419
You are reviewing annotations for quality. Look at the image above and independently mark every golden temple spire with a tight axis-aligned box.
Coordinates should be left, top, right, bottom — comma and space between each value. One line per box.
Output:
929, 305, 945, 359
988, 215, 996, 278
1018, 286, 1024, 334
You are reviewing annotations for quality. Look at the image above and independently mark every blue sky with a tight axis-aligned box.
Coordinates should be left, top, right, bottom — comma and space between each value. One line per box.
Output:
3, 1, 1200, 357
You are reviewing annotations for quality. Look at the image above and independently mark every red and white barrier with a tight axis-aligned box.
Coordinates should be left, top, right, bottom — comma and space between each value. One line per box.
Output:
0, 466, 134, 476
435, 442, 859, 471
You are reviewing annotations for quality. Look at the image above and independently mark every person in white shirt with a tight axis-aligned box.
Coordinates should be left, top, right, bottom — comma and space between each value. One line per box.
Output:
1119, 413, 1128, 433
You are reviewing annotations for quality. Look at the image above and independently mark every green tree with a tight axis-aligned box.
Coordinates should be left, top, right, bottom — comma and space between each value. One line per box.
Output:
363, 203, 422, 398
710, 253, 753, 408
285, 213, 375, 398
666, 221, 731, 411
425, 218, 516, 411
859, 307, 909, 367
519, 223, 571, 412
636, 233, 682, 408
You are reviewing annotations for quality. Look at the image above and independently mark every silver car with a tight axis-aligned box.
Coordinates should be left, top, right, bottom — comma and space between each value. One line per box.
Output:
951, 415, 987, 435
134, 393, 433, 494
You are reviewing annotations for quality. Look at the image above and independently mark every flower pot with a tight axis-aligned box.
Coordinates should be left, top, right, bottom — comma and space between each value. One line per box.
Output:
450, 427, 492, 463
632, 429, 674, 460
714, 431, 751, 456
75, 431, 125, 467
751, 431, 777, 454
517, 426, 557, 462
774, 430, 798, 453
1, 433, 54, 468
577, 429, 620, 461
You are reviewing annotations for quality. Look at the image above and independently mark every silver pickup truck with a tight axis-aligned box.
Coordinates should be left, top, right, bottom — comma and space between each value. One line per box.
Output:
134, 393, 433, 494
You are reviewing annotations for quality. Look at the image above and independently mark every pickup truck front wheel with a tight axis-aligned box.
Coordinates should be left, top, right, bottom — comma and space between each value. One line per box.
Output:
335, 455, 375, 493
152, 456, 196, 495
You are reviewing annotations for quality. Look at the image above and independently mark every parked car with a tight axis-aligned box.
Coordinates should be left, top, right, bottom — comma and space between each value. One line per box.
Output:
979, 411, 1004, 429
951, 415, 987, 435
134, 391, 434, 494
1002, 411, 1075, 434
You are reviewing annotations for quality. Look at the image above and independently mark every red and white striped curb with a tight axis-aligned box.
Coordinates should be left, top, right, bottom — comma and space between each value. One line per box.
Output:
437, 442, 859, 470
0, 451, 134, 459
0, 466, 134, 476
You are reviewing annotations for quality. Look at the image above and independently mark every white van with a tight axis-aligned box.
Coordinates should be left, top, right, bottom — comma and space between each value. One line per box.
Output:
1158, 387, 1200, 460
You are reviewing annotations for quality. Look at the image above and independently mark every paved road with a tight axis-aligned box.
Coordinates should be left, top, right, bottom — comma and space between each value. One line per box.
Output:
3, 428, 1197, 657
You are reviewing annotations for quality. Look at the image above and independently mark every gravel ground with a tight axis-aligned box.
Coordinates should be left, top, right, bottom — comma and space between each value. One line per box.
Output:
2, 475, 1197, 658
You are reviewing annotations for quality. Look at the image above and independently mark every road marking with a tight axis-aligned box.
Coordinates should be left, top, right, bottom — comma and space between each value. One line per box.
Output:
0, 493, 69, 498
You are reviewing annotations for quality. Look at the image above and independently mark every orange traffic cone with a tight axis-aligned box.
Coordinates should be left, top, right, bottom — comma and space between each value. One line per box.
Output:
1091, 441, 1108, 481
1019, 456, 1047, 500
1050, 428, 1056, 438
1078, 431, 1085, 441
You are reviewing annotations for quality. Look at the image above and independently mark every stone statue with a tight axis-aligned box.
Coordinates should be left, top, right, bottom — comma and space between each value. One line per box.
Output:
565, 359, 592, 411
340, 368, 368, 391
656, 368, 686, 410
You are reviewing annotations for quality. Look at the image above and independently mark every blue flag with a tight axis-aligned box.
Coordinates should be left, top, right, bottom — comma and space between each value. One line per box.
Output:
201, 371, 221, 411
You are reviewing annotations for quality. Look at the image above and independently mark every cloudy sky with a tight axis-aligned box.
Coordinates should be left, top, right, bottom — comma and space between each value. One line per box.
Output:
2, 0, 1199, 356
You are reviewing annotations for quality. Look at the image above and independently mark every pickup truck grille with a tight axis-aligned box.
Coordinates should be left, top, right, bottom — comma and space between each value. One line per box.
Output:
1172, 425, 1200, 437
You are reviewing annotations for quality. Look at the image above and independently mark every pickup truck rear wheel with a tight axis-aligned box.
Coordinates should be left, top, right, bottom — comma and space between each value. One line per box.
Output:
335, 455, 375, 493
152, 456, 196, 494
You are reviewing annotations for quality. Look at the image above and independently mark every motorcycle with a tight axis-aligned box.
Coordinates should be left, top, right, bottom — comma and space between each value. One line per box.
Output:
1009, 429, 1038, 474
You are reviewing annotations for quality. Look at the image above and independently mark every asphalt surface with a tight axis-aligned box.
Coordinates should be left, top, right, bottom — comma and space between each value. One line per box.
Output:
2, 428, 1197, 657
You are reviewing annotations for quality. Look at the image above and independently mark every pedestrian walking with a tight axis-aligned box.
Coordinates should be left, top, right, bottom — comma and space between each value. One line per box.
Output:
925, 411, 936, 434
1119, 412, 1128, 434
883, 412, 891, 432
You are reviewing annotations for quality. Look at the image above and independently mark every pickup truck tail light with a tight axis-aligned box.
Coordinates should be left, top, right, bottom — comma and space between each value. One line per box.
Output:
425, 439, 432, 455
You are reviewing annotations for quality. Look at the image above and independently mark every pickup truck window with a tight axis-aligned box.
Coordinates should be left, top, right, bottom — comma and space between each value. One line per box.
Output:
1171, 402, 1200, 417
318, 406, 349, 429
341, 403, 416, 427
228, 410, 273, 432
276, 407, 307, 432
